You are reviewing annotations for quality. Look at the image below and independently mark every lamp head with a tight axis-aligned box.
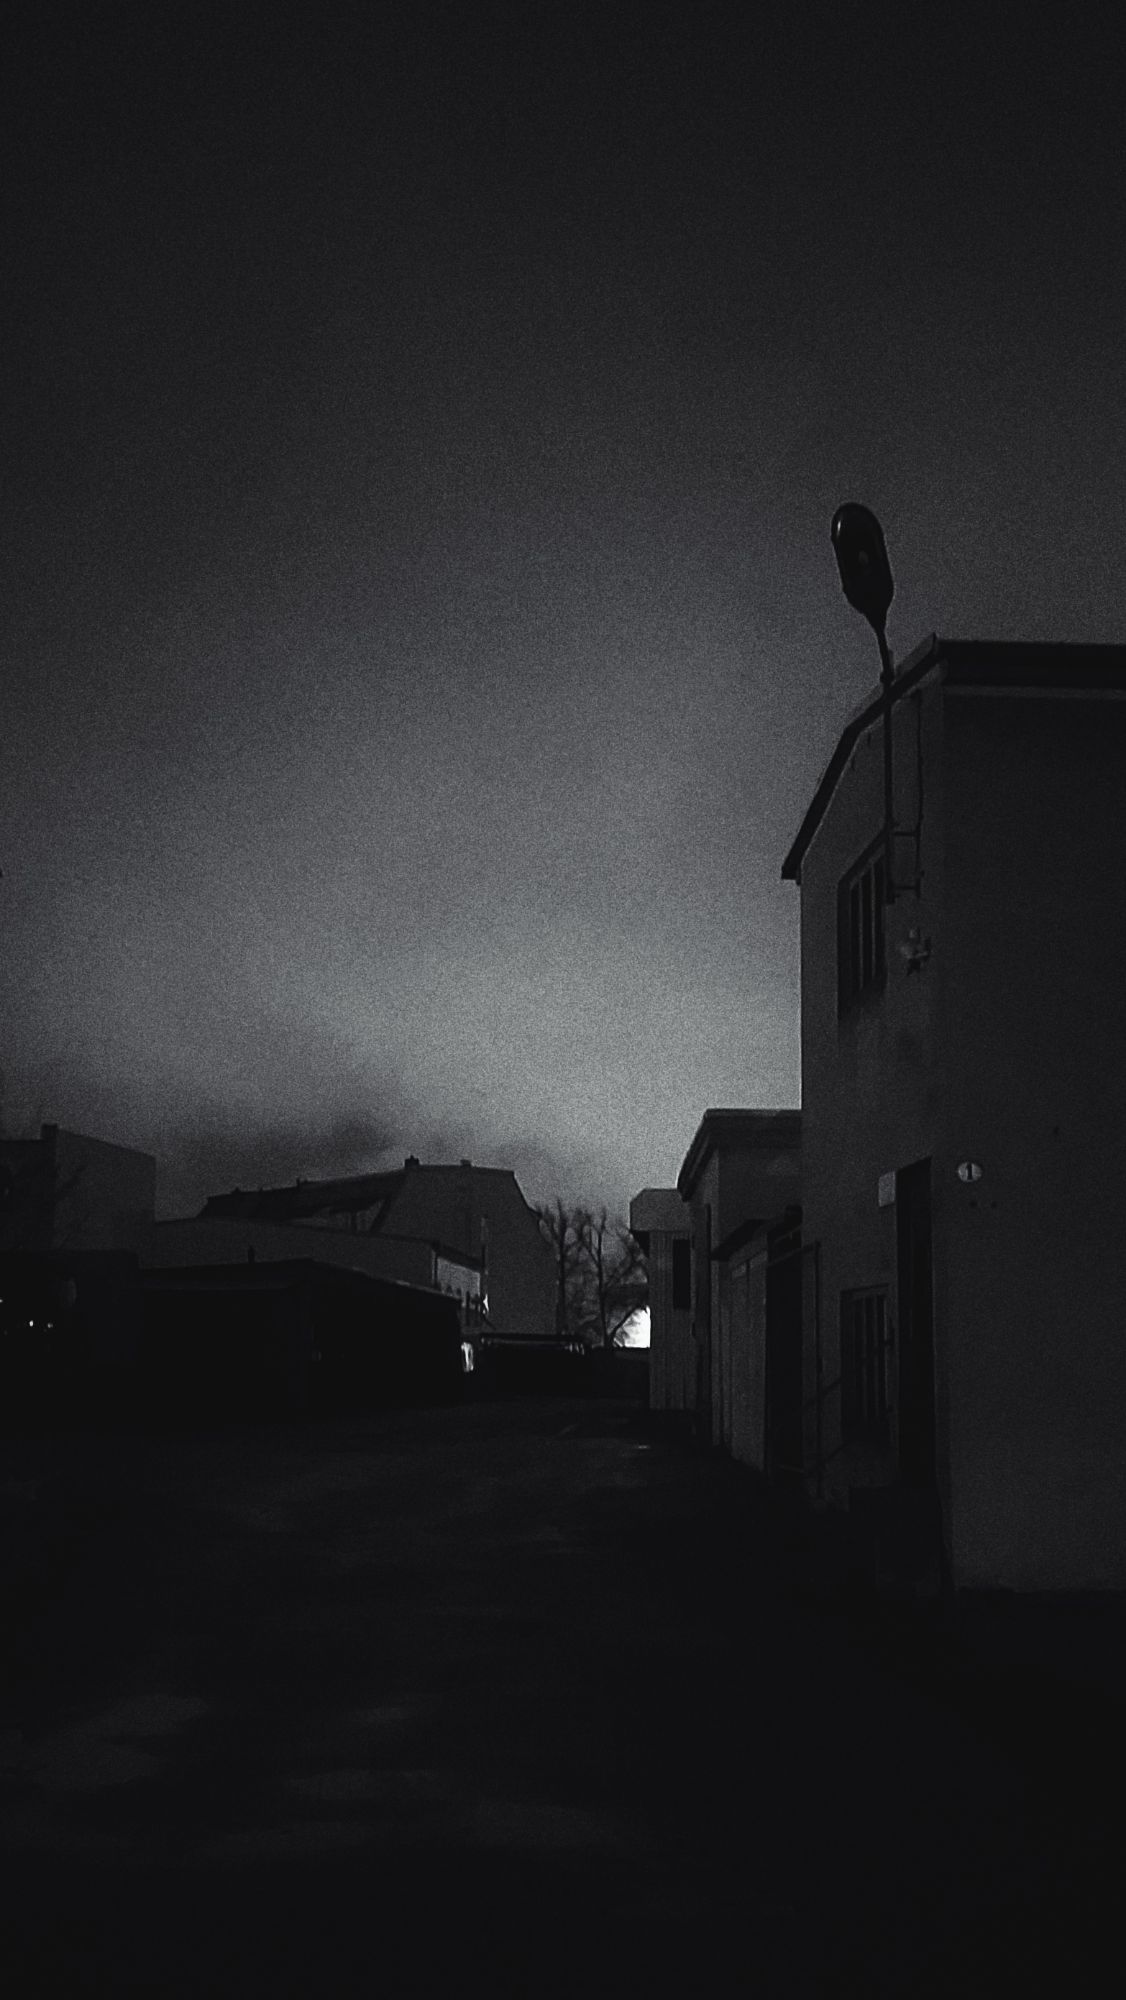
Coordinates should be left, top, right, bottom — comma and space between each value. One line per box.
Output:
831, 503, 894, 634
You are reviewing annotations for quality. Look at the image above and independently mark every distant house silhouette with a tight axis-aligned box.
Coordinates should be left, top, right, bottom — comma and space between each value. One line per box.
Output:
0, 1124, 157, 1397
196, 1156, 555, 1339
783, 636, 1126, 1593
0, 1122, 155, 1256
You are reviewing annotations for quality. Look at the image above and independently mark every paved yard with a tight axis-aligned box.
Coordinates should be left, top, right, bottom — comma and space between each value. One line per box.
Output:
1, 1396, 1124, 1996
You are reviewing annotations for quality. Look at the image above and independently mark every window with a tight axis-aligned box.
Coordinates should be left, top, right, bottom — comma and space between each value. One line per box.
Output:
672, 1238, 692, 1310
837, 842, 887, 1013
840, 1288, 890, 1442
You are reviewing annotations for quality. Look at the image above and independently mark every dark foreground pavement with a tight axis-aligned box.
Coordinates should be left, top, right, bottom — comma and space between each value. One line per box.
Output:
2, 1396, 1125, 1997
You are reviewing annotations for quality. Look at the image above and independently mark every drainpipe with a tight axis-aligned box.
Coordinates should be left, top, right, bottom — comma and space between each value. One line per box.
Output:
813, 1241, 824, 1504
876, 623, 895, 907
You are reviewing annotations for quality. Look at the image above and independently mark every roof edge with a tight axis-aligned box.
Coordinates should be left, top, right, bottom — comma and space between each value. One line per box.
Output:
677, 1107, 801, 1199
780, 633, 940, 884
781, 636, 1126, 884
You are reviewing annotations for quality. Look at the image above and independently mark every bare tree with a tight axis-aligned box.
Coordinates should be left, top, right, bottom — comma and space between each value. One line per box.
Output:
575, 1206, 648, 1348
537, 1200, 648, 1347
536, 1198, 586, 1338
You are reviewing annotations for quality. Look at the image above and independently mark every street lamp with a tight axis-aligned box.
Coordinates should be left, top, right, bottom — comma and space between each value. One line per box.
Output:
831, 503, 897, 903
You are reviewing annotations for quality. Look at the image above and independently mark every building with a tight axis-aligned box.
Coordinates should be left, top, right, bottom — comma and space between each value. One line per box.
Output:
629, 1188, 692, 1419
0, 1123, 156, 1257
782, 636, 1126, 1592
143, 1214, 483, 1323
197, 1156, 555, 1338
675, 1110, 802, 1461
712, 1203, 808, 1486
137, 1260, 466, 1418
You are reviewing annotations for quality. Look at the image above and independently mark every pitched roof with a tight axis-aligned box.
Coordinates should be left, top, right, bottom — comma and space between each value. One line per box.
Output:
781, 636, 1126, 886
200, 1170, 406, 1226
199, 1159, 532, 1231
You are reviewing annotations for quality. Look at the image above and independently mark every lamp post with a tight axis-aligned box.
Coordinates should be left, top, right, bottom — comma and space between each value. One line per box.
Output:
831, 503, 897, 904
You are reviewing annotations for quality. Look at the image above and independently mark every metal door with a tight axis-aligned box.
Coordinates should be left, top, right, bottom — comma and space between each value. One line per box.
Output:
895, 1159, 936, 1489
765, 1220, 805, 1483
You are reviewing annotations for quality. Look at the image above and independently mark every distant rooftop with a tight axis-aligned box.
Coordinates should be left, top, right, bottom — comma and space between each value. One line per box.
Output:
200, 1170, 407, 1226
199, 1156, 522, 1227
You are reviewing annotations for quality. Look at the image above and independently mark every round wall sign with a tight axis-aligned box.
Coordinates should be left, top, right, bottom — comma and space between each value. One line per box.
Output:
956, 1160, 983, 1183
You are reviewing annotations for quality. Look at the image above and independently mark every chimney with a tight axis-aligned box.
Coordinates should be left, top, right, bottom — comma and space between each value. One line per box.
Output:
405, 1154, 420, 1168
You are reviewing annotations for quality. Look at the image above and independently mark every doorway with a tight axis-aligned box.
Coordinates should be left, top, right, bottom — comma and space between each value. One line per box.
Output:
895, 1158, 936, 1489
765, 1215, 804, 1483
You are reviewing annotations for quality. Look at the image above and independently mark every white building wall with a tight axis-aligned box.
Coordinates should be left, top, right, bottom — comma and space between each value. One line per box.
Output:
796, 658, 1126, 1589
941, 690, 1126, 1588
723, 1246, 768, 1472
797, 679, 946, 1511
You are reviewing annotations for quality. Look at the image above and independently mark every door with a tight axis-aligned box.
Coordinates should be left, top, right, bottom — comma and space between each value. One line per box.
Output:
693, 1204, 713, 1444
895, 1159, 936, 1490
765, 1221, 804, 1482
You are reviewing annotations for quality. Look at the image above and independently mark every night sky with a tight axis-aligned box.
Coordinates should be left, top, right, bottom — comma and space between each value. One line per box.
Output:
3, 3, 1125, 1218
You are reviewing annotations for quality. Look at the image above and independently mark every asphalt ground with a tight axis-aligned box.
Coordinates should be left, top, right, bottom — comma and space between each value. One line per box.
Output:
2, 1394, 1124, 1997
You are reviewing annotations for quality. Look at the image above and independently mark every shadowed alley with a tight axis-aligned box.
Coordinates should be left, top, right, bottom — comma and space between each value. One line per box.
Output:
2, 1396, 1123, 1996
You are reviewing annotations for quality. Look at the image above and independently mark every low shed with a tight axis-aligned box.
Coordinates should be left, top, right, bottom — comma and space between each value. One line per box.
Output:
138, 1259, 465, 1417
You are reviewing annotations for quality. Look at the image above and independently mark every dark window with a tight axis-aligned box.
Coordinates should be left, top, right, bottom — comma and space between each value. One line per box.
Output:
840, 1289, 891, 1442
672, 1238, 692, 1310
838, 843, 887, 1013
